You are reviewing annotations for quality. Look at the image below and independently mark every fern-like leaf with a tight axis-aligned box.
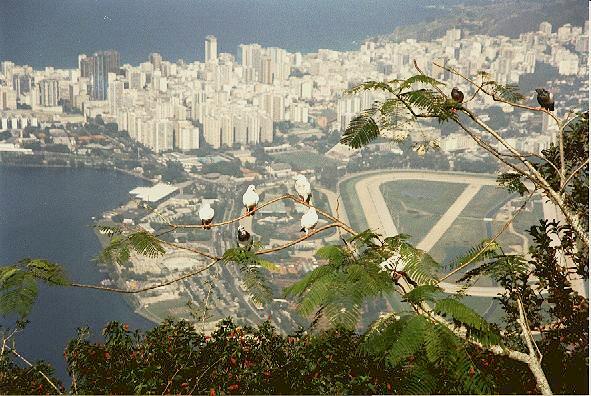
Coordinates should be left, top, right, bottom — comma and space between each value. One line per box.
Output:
387, 315, 429, 366
403, 284, 443, 304
446, 240, 500, 272
0, 267, 38, 318
340, 106, 381, 148
22, 259, 70, 286
484, 81, 525, 103
399, 74, 444, 90
346, 80, 397, 95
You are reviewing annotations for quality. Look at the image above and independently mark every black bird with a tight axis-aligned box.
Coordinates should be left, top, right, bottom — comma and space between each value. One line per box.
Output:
535, 88, 554, 111
237, 225, 253, 250
451, 87, 464, 103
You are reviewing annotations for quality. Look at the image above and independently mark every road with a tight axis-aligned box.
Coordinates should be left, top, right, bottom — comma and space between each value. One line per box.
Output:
347, 171, 506, 297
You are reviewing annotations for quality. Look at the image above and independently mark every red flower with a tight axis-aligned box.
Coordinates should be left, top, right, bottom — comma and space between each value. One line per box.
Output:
104, 352, 111, 360
181, 383, 189, 388
209, 388, 216, 396
228, 384, 240, 392
123, 324, 129, 331
263, 370, 271, 378
469, 366, 476, 378
387, 383, 392, 392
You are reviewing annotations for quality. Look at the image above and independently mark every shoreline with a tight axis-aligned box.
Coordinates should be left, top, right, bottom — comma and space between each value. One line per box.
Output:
0, 161, 155, 183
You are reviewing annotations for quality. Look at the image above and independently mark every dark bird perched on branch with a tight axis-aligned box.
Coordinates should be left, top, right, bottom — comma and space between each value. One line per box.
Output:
535, 88, 554, 111
451, 87, 464, 103
237, 225, 253, 250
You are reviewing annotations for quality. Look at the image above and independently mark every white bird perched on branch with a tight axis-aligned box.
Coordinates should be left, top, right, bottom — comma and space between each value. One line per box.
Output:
300, 207, 318, 235
237, 225, 253, 250
198, 201, 215, 229
378, 251, 417, 287
242, 184, 259, 216
294, 174, 312, 203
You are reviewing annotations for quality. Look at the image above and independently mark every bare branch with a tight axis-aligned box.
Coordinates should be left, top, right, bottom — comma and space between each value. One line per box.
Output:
4, 345, 63, 394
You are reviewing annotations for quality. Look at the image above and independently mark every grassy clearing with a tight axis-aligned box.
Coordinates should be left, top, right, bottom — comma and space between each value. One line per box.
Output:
380, 180, 467, 244
271, 151, 340, 170
459, 185, 513, 218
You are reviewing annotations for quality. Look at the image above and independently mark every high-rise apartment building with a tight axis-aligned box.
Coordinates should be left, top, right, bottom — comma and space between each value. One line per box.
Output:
205, 35, 218, 63
149, 53, 162, 71
39, 79, 59, 107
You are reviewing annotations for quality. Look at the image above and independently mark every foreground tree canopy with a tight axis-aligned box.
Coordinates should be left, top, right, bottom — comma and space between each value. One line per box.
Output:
0, 65, 588, 395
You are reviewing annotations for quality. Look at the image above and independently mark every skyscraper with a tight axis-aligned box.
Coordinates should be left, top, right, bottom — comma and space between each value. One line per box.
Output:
205, 35, 218, 63
149, 53, 162, 71
87, 50, 120, 101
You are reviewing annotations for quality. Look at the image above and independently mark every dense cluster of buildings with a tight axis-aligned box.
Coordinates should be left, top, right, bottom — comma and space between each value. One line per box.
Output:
0, 21, 588, 157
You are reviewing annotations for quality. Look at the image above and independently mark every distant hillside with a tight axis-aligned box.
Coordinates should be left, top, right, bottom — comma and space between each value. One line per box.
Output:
376, 0, 588, 43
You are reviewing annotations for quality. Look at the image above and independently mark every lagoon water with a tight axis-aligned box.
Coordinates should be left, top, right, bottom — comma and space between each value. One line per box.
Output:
0, 166, 153, 381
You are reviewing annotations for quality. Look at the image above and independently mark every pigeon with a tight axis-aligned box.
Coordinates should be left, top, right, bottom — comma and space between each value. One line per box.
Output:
294, 175, 312, 203
378, 252, 417, 288
242, 184, 259, 216
300, 207, 319, 235
198, 201, 215, 229
451, 87, 464, 103
535, 88, 554, 111
237, 225, 253, 250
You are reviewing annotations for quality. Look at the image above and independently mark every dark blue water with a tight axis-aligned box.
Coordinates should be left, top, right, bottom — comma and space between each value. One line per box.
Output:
0, 166, 153, 382
0, 0, 456, 68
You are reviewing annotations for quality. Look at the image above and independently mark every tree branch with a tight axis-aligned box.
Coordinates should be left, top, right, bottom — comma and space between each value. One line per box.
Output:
3, 345, 63, 394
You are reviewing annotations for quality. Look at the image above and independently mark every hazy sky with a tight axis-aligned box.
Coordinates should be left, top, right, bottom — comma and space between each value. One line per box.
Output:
0, 0, 465, 68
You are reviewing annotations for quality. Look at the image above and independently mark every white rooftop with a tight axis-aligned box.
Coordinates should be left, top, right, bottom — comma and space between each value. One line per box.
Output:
130, 183, 178, 203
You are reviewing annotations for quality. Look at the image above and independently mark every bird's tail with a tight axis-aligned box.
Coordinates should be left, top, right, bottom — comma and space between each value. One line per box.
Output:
306, 195, 311, 204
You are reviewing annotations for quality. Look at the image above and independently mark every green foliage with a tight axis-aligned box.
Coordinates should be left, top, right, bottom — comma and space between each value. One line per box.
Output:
483, 81, 525, 103
434, 298, 501, 346
98, 230, 165, 266
0, 259, 70, 319
445, 239, 501, 273
63, 318, 403, 395
363, 312, 494, 394
386, 315, 429, 365
497, 172, 529, 195
403, 284, 443, 304
0, 354, 63, 394
223, 247, 277, 305
340, 106, 381, 148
